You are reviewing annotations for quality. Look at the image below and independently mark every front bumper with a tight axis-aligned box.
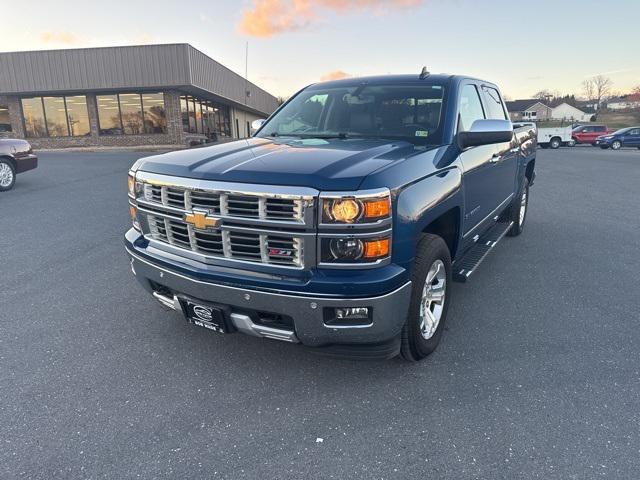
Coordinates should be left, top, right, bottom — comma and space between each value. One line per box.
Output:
15, 154, 38, 174
126, 244, 412, 352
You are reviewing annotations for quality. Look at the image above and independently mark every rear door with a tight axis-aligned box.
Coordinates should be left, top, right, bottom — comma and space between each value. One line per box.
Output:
458, 83, 504, 239
623, 128, 640, 146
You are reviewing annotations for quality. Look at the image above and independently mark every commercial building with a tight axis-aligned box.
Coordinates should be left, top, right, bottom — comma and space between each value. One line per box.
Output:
0, 44, 279, 149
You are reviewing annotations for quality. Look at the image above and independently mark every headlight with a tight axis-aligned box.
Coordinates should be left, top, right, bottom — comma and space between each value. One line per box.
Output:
127, 174, 135, 196
321, 191, 391, 224
321, 236, 390, 263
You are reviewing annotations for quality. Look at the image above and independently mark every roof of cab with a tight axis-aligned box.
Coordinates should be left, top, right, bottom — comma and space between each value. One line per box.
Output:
310, 74, 493, 89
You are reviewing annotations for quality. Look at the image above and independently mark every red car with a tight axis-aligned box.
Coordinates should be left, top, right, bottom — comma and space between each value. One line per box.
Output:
572, 125, 614, 145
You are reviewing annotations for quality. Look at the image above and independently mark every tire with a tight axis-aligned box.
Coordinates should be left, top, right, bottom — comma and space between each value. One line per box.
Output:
506, 178, 529, 237
611, 140, 622, 150
549, 137, 561, 149
400, 234, 452, 362
0, 159, 16, 192
567, 140, 576, 147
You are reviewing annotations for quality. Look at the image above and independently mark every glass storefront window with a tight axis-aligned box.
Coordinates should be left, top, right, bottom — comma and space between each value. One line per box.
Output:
119, 93, 143, 135
65, 96, 90, 136
180, 95, 232, 138
0, 106, 12, 132
180, 96, 189, 132
21, 98, 47, 137
42, 97, 70, 136
97, 95, 122, 135
141, 93, 166, 134
188, 97, 197, 133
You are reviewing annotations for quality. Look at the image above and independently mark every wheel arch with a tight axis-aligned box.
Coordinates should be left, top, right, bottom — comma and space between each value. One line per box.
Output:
0, 155, 17, 170
421, 207, 461, 259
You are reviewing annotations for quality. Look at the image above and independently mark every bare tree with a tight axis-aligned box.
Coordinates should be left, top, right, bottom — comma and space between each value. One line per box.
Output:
583, 75, 612, 108
532, 89, 552, 102
582, 79, 595, 102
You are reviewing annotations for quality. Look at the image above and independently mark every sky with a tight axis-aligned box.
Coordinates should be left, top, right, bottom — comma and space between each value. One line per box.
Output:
2, 0, 639, 100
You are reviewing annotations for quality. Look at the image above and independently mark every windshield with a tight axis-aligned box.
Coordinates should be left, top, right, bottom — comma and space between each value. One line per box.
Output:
257, 83, 446, 145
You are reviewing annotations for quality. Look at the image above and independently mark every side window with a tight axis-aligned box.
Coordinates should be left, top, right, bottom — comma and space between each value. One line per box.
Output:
629, 128, 640, 135
458, 85, 485, 132
482, 86, 508, 120
595, 126, 605, 132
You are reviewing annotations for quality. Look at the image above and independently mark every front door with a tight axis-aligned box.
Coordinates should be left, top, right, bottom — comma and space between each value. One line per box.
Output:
458, 83, 505, 239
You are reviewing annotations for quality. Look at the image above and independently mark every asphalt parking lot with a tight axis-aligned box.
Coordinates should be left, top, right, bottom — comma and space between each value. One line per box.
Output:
1, 146, 639, 479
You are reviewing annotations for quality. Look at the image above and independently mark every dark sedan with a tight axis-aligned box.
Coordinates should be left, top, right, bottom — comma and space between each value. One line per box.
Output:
596, 127, 640, 150
0, 138, 38, 191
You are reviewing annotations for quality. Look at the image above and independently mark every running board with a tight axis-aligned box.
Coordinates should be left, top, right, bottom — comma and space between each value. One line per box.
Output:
453, 221, 514, 282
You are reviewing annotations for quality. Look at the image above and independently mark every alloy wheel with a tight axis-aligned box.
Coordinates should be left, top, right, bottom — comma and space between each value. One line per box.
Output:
0, 163, 14, 188
419, 260, 446, 340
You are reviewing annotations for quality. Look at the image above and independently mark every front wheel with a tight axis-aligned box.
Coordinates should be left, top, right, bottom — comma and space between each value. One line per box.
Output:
0, 160, 16, 192
611, 140, 622, 150
400, 234, 452, 362
567, 139, 576, 147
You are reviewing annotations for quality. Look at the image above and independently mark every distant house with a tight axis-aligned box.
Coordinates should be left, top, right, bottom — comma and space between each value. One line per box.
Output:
550, 103, 593, 122
505, 99, 552, 122
606, 95, 640, 111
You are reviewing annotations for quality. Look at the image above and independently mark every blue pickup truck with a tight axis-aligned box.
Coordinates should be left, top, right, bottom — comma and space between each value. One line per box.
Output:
125, 73, 536, 361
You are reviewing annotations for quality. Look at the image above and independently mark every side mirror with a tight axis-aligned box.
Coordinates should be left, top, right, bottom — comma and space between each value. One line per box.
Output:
458, 119, 513, 149
251, 119, 266, 133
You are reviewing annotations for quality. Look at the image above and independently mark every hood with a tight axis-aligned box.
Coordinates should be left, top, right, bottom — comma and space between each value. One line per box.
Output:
136, 137, 435, 191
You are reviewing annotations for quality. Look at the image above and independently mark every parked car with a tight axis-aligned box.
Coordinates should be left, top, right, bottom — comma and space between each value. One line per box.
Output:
572, 124, 614, 145
124, 73, 537, 361
0, 139, 38, 191
595, 127, 640, 150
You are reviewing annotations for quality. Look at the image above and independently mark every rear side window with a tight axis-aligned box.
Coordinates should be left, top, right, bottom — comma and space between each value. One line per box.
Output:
595, 126, 606, 132
481, 86, 508, 120
458, 85, 485, 132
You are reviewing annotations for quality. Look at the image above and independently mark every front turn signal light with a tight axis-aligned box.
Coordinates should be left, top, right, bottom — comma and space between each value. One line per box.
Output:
363, 198, 390, 220
363, 238, 390, 259
130, 205, 140, 231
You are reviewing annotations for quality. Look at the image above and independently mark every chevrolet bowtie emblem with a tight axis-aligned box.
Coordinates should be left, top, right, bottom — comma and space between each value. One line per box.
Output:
184, 210, 219, 229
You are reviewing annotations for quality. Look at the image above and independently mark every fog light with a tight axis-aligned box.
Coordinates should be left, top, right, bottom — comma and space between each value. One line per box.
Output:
325, 306, 372, 327
336, 307, 369, 320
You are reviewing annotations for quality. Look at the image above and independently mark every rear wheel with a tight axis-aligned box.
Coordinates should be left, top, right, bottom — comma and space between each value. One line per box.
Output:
611, 140, 622, 150
506, 178, 529, 237
549, 137, 561, 149
400, 234, 452, 362
0, 160, 16, 191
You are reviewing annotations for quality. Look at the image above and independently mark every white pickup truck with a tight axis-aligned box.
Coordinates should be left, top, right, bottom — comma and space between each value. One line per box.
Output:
513, 122, 575, 149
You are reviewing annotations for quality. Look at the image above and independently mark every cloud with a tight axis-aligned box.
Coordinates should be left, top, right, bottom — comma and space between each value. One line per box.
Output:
320, 70, 352, 81
238, 0, 424, 37
39, 31, 81, 45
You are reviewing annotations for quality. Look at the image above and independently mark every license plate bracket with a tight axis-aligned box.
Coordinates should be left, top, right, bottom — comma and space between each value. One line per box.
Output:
181, 298, 232, 333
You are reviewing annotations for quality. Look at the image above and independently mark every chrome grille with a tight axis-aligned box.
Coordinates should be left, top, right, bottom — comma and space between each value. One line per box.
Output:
147, 215, 302, 267
137, 175, 315, 269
